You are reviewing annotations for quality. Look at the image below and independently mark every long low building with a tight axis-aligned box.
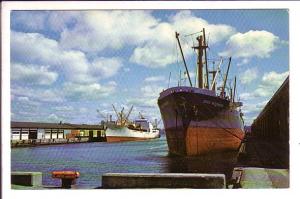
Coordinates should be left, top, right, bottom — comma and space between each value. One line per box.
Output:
11, 121, 106, 141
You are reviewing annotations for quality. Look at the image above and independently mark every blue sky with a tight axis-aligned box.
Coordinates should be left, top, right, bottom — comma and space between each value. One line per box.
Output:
10, 10, 289, 126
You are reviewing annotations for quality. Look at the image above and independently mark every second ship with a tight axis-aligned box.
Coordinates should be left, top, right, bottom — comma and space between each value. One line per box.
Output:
105, 105, 160, 142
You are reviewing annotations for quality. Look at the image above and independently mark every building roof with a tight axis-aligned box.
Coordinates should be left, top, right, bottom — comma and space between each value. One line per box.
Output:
11, 121, 105, 130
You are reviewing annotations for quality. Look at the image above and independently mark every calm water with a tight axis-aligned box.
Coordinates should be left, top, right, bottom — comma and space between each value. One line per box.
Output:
11, 135, 237, 189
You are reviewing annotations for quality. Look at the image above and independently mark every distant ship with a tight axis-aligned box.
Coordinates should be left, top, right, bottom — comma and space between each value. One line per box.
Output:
158, 29, 245, 156
105, 105, 160, 142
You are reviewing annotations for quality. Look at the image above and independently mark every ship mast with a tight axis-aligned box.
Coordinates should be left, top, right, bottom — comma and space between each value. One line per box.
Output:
209, 69, 217, 91
233, 76, 237, 102
124, 105, 133, 123
175, 32, 193, 87
120, 107, 124, 125
221, 57, 232, 98
112, 104, 120, 122
193, 30, 208, 89
210, 58, 223, 91
203, 28, 209, 89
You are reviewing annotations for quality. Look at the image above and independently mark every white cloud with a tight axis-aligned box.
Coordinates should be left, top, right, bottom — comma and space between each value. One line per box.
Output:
256, 100, 269, 110
243, 103, 260, 115
11, 86, 64, 103
59, 11, 158, 52
144, 76, 166, 83
243, 115, 257, 126
240, 70, 289, 100
131, 11, 235, 68
170, 10, 235, 44
11, 31, 60, 65
189, 71, 196, 79
242, 100, 268, 125
47, 113, 64, 122
33, 10, 236, 68
239, 92, 254, 101
237, 58, 249, 66
123, 67, 130, 72
17, 96, 29, 102
220, 30, 281, 58
54, 106, 74, 112
90, 57, 123, 79
129, 22, 176, 68
12, 11, 285, 71
240, 67, 258, 84
243, 100, 268, 115
11, 31, 122, 84
11, 63, 58, 85
253, 71, 289, 97
63, 81, 117, 100
141, 85, 164, 98
12, 80, 118, 105
14, 96, 41, 107
130, 43, 176, 68
261, 71, 289, 85
127, 98, 157, 108
11, 31, 89, 82
79, 107, 88, 113
128, 84, 164, 108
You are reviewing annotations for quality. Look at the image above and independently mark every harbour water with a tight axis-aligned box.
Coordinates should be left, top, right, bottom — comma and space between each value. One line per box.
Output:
11, 135, 238, 189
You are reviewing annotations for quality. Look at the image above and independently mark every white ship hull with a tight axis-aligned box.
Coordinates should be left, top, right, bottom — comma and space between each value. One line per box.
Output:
105, 124, 160, 142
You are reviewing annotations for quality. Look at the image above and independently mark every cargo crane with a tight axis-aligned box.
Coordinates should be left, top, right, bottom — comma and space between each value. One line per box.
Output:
112, 104, 134, 126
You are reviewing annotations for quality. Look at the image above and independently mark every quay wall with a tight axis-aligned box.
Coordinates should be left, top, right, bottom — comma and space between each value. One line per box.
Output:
248, 76, 289, 168
11, 138, 89, 148
102, 173, 226, 189
251, 76, 289, 142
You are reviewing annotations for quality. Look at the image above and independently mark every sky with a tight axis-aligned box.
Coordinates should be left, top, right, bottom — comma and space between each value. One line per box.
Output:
10, 9, 289, 126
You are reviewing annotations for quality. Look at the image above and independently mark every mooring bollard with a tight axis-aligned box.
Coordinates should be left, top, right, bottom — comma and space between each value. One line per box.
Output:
52, 171, 80, 188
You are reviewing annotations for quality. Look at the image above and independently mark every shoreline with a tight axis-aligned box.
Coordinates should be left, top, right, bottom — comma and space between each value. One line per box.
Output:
10, 137, 105, 148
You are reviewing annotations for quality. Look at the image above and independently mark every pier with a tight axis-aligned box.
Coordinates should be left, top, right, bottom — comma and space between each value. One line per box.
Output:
251, 76, 289, 147
241, 76, 289, 168
232, 76, 289, 188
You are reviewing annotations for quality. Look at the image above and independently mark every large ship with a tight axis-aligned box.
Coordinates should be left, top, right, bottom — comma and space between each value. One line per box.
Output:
158, 29, 245, 156
105, 105, 160, 142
